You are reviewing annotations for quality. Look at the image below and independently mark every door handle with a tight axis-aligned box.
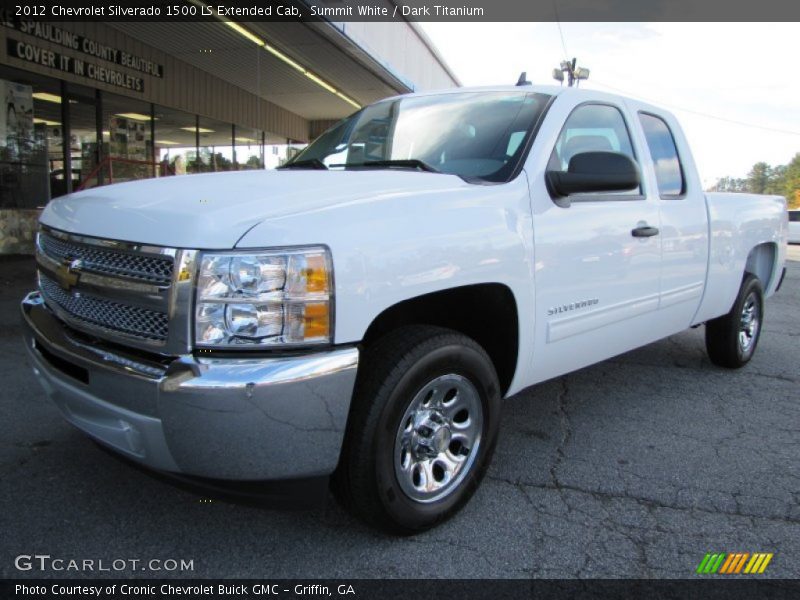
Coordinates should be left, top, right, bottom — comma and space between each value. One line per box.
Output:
631, 225, 659, 238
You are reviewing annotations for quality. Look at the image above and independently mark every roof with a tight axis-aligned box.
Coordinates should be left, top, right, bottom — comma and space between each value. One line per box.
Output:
378, 83, 672, 119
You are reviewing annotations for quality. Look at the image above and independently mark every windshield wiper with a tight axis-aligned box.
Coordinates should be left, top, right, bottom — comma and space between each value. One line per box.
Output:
278, 158, 328, 170
331, 159, 440, 173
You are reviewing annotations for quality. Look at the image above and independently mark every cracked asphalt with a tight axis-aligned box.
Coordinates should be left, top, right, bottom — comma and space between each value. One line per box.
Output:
1, 249, 798, 579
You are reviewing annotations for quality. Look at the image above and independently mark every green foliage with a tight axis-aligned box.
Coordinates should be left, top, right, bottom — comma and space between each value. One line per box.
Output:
747, 162, 771, 194
765, 165, 787, 196
784, 153, 800, 209
245, 155, 262, 169
711, 176, 748, 193
711, 153, 800, 208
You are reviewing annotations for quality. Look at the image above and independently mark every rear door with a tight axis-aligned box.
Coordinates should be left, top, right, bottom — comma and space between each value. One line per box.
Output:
635, 109, 709, 329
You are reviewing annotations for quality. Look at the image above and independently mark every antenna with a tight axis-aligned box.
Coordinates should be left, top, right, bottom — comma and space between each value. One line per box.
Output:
516, 72, 532, 86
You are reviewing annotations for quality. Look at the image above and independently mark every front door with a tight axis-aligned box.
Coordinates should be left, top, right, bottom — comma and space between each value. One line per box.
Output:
528, 101, 663, 383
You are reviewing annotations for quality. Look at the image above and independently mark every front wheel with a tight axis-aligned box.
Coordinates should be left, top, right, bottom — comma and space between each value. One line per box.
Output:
705, 273, 764, 368
333, 326, 501, 534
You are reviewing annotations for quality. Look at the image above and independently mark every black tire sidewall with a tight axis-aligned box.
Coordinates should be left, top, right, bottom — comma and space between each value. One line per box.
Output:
371, 341, 501, 531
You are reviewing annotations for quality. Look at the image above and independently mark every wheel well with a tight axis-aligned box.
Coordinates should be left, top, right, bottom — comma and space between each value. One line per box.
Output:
361, 284, 519, 396
745, 242, 777, 290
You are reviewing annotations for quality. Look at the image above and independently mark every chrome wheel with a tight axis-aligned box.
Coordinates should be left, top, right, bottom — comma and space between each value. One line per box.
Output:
394, 374, 483, 503
738, 292, 760, 354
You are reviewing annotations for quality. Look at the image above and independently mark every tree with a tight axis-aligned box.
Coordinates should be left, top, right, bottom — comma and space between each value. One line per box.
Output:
710, 176, 747, 192
747, 162, 771, 194
245, 155, 262, 169
783, 153, 800, 209
210, 152, 232, 171
711, 154, 800, 208
765, 165, 786, 196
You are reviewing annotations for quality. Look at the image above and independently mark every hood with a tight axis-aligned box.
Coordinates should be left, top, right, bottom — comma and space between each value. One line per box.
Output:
40, 169, 467, 249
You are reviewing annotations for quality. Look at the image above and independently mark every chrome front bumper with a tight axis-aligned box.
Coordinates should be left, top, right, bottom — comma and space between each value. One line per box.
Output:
20, 291, 359, 480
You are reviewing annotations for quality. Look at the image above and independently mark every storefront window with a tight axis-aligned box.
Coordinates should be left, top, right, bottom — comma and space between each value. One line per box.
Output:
0, 32, 317, 254
152, 105, 198, 176
0, 66, 52, 208
265, 138, 308, 169
95, 93, 153, 187
235, 125, 264, 170
197, 116, 234, 173
66, 88, 99, 194
287, 140, 308, 162
0, 64, 304, 213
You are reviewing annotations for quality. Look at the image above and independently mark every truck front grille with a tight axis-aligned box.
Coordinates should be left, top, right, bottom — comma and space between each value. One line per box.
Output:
39, 231, 173, 285
35, 228, 181, 349
39, 273, 169, 342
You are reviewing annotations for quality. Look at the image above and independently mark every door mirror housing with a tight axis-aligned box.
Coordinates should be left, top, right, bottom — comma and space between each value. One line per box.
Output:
546, 151, 641, 205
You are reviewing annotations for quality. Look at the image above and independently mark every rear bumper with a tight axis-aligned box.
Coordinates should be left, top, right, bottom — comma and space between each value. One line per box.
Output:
20, 291, 359, 480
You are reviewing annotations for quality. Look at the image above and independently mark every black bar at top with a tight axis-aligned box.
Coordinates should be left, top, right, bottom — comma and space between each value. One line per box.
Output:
1, 0, 800, 22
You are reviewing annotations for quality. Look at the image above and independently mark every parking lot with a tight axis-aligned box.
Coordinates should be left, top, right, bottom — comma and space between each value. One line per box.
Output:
1, 249, 798, 579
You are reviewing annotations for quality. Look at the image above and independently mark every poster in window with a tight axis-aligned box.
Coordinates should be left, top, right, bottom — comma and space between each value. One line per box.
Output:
109, 117, 148, 160
108, 116, 128, 158
0, 80, 34, 160
128, 122, 147, 160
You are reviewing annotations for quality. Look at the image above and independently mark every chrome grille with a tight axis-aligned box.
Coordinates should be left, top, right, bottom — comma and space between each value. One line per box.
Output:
40, 231, 173, 285
39, 273, 169, 342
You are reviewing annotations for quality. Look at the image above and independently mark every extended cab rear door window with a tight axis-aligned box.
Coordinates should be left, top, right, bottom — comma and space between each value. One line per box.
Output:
548, 103, 643, 200
638, 112, 686, 198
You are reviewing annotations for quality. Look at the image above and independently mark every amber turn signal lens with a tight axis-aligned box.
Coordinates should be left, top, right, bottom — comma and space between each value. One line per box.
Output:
304, 254, 330, 293
303, 302, 330, 339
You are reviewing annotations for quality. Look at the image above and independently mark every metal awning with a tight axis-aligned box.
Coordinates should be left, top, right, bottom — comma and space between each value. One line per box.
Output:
110, 20, 409, 121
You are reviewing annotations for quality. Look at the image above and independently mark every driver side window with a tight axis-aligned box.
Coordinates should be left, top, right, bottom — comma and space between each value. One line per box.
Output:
549, 104, 640, 195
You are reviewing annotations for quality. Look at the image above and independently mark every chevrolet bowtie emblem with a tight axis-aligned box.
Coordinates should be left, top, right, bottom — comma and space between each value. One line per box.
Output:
55, 258, 83, 291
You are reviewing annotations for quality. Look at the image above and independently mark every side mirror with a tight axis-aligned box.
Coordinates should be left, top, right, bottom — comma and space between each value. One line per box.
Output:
546, 151, 640, 205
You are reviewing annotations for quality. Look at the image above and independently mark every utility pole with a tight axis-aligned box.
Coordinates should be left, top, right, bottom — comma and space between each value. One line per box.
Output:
553, 58, 590, 87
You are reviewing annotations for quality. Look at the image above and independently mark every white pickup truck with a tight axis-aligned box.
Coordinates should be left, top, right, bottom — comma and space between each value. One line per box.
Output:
21, 85, 788, 533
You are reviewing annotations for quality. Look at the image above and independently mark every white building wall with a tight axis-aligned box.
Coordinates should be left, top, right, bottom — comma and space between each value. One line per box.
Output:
328, 21, 460, 92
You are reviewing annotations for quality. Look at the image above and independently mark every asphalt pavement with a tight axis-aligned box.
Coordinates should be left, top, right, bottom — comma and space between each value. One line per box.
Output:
1, 249, 798, 579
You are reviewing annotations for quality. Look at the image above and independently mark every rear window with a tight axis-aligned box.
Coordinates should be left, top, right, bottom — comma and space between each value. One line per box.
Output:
789, 211, 800, 222
639, 113, 685, 197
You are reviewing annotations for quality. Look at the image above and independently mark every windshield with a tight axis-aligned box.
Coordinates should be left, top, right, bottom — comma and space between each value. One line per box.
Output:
287, 91, 552, 183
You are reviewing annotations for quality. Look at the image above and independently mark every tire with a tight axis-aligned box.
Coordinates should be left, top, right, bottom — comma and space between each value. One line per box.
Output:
333, 325, 502, 534
705, 273, 764, 369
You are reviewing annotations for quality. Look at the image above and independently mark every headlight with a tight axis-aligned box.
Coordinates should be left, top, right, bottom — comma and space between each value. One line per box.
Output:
195, 247, 332, 348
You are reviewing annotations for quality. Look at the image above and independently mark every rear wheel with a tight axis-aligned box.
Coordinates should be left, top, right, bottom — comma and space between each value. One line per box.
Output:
333, 326, 501, 534
705, 273, 764, 368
